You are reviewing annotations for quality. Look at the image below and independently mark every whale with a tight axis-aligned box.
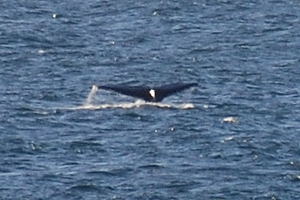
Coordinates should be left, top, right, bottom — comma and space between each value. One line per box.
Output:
97, 82, 197, 102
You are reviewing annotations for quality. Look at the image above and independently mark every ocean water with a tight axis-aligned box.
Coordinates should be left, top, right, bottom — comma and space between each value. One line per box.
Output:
1, 0, 300, 199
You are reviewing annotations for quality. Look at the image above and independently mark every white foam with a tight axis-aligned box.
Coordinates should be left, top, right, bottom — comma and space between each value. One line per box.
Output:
71, 100, 195, 110
223, 116, 238, 123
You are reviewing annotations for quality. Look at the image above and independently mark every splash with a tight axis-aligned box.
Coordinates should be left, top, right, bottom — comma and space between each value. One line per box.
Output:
84, 85, 98, 106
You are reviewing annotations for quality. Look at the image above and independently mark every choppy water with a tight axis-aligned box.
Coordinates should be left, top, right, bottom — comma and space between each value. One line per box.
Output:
1, 0, 300, 199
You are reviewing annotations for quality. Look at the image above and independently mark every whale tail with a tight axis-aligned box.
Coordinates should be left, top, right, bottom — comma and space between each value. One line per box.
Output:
153, 82, 197, 101
97, 82, 197, 102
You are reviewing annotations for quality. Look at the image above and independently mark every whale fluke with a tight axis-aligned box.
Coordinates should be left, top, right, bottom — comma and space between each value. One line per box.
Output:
97, 82, 197, 102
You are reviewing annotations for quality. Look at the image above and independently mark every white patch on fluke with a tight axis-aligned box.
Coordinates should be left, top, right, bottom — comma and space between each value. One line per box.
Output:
149, 89, 155, 99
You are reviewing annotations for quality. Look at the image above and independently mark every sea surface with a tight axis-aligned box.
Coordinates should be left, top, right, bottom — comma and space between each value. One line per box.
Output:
1, 0, 300, 199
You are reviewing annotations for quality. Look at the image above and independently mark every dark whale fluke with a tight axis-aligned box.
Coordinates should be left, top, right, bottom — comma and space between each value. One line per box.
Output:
97, 82, 197, 102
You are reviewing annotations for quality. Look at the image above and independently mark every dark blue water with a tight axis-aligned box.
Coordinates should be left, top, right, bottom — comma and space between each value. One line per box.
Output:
1, 0, 300, 199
